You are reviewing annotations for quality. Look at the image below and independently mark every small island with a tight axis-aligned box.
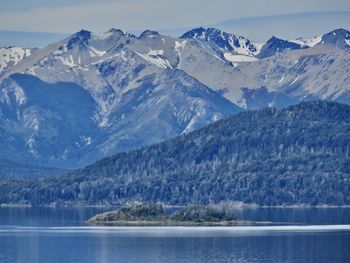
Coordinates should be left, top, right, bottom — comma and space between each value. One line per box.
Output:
87, 203, 265, 226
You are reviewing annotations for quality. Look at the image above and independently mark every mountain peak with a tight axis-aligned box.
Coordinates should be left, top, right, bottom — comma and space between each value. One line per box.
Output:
321, 28, 350, 49
139, 30, 161, 38
181, 27, 211, 39
268, 35, 279, 42
73, 29, 92, 39
181, 27, 231, 40
66, 29, 92, 49
99, 28, 135, 40
327, 28, 350, 36
107, 28, 125, 36
181, 27, 257, 55
257, 35, 303, 58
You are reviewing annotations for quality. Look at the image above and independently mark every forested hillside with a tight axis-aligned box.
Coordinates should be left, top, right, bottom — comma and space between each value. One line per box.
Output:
1, 101, 349, 206
0, 159, 66, 179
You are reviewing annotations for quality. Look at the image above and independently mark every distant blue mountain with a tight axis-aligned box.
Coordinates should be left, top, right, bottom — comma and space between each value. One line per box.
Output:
139, 30, 161, 38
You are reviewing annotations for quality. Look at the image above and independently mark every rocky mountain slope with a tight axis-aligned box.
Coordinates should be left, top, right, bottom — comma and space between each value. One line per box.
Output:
0, 27, 349, 170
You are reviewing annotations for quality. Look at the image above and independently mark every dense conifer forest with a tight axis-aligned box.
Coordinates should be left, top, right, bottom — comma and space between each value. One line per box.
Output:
1, 101, 349, 206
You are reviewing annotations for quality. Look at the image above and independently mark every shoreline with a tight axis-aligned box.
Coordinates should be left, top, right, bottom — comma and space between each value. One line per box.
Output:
86, 219, 274, 227
2, 203, 350, 209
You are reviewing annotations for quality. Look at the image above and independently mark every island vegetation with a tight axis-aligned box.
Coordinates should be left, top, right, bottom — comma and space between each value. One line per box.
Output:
87, 203, 267, 226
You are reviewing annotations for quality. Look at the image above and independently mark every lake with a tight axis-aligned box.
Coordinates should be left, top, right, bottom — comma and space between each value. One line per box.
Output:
0, 207, 349, 263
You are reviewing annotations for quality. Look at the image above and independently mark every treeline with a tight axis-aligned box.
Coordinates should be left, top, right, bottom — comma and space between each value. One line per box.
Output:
0, 101, 349, 206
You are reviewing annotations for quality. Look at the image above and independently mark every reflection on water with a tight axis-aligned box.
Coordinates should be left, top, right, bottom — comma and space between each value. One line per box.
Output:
2, 225, 350, 234
0, 207, 350, 263
0, 207, 108, 227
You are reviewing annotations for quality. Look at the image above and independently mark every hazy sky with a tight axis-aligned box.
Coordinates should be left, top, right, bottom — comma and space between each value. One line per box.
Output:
0, 0, 349, 45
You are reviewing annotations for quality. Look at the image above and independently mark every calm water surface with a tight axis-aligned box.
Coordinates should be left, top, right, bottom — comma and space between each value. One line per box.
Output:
0, 207, 349, 263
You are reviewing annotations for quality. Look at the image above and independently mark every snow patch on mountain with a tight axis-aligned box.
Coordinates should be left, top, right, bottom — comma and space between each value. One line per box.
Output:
346, 39, 350, 47
174, 40, 186, 68
288, 29, 350, 50
253, 43, 264, 54
0, 47, 32, 71
89, 46, 107, 57
135, 50, 172, 69
175, 40, 187, 51
0, 77, 27, 105
147, 48, 164, 56
223, 53, 258, 62
290, 35, 322, 47
56, 55, 77, 67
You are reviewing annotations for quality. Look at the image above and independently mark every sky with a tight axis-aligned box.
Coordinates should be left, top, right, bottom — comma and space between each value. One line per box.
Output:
0, 0, 349, 46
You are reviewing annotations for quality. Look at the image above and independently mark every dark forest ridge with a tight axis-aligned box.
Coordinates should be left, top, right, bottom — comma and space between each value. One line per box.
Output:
1, 101, 349, 207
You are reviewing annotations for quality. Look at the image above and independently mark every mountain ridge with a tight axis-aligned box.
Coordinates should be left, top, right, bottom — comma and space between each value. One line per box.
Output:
0, 27, 349, 171
1, 101, 348, 206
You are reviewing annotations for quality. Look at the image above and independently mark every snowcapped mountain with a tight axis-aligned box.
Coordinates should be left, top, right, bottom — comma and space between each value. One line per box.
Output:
289, 35, 322, 48
180, 27, 261, 63
0, 27, 349, 170
0, 28, 241, 168
176, 27, 350, 108
232, 44, 350, 108
181, 27, 259, 55
290, 28, 350, 49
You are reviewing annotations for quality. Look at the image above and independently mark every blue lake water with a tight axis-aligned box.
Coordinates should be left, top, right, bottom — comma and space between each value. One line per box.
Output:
0, 207, 349, 263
